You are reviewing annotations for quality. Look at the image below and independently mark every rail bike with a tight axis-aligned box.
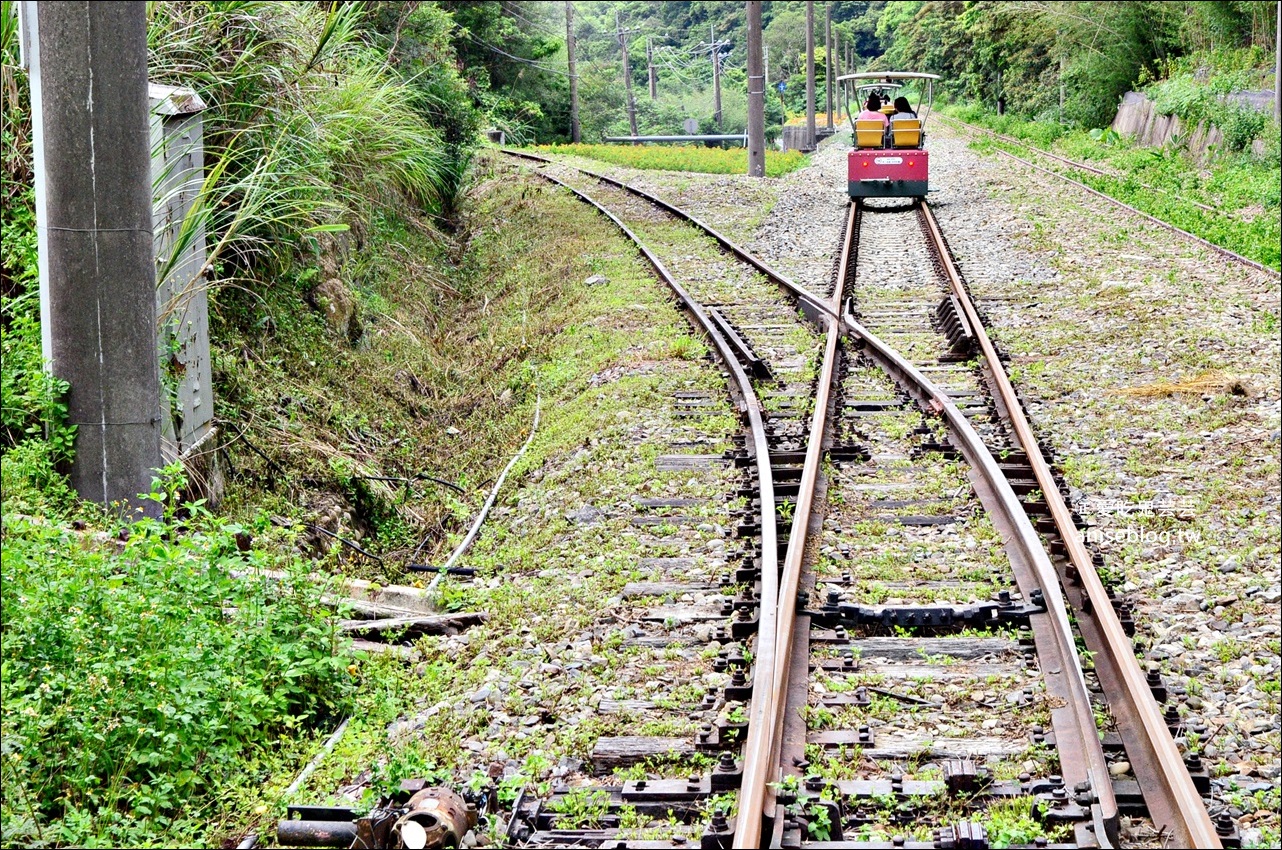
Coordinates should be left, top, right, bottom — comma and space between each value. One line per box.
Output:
839, 71, 939, 199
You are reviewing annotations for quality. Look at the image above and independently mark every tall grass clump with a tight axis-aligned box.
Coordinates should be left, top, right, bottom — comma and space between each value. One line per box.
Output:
145, 1, 452, 292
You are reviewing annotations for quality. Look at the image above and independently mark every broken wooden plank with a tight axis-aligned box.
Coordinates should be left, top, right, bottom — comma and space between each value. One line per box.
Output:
350, 639, 422, 661
621, 582, 717, 598
807, 732, 1027, 759
339, 611, 486, 638
844, 636, 1021, 661
812, 660, 1026, 680
597, 699, 656, 714
590, 736, 694, 773
237, 568, 439, 615
655, 455, 729, 471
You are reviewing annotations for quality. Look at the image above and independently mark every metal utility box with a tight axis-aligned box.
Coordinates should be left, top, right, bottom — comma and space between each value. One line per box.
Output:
149, 83, 221, 502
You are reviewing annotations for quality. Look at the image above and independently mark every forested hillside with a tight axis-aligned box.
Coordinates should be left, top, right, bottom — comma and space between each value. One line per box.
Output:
456, 1, 1277, 145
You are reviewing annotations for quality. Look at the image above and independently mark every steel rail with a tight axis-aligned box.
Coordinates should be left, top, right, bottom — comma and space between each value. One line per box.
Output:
503, 149, 1211, 846
841, 301, 1117, 848
919, 202, 1222, 849
931, 118, 1278, 278
760, 202, 857, 844
510, 163, 784, 849
499, 149, 831, 323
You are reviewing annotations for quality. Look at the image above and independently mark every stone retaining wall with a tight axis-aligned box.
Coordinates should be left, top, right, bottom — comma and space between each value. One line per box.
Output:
1110, 89, 1274, 160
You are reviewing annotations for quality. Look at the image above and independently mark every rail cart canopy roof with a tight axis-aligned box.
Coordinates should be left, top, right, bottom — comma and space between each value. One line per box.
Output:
838, 72, 941, 82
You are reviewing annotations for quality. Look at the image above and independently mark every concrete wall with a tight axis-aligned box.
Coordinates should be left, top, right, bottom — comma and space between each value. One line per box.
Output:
1111, 90, 1273, 161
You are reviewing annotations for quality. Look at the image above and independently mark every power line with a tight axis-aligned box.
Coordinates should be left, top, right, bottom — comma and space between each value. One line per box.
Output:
499, 2, 563, 38
457, 31, 574, 77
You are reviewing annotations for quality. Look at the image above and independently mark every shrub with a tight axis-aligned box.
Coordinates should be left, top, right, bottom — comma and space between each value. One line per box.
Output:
1219, 104, 1270, 151
0, 495, 355, 846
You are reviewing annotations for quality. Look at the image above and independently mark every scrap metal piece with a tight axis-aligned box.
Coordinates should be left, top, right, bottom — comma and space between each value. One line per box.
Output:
390, 787, 476, 849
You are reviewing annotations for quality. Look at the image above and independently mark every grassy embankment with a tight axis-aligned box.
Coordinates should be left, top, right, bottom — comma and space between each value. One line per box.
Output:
2, 143, 720, 845
528, 142, 808, 178
939, 51, 1281, 271
0, 2, 716, 845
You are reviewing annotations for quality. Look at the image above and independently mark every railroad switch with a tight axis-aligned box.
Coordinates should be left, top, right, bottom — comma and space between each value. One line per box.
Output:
934, 821, 988, 850
942, 759, 985, 796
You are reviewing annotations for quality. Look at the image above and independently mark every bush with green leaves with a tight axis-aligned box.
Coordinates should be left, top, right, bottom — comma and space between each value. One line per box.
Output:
0, 491, 356, 847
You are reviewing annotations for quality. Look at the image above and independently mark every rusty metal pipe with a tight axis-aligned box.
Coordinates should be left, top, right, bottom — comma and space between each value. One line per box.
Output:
276, 819, 358, 848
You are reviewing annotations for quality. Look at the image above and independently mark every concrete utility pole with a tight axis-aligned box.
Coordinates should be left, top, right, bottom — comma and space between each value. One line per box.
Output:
26, 0, 162, 514
825, 3, 834, 130
747, 0, 765, 177
566, 1, 580, 142
617, 12, 639, 136
806, 1, 816, 149
1275, 0, 1280, 123
712, 23, 723, 129
647, 36, 657, 99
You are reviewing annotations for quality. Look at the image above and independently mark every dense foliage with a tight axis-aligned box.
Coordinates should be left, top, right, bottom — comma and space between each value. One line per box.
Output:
862, 1, 1277, 131
471, 2, 1277, 146
1, 498, 355, 847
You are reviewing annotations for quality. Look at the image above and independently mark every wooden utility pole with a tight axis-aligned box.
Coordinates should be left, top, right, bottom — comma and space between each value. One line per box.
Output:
711, 23, 723, 129
825, 3, 834, 130
566, 1, 580, 142
805, 0, 816, 149
617, 12, 639, 136
24, 0, 162, 515
747, 0, 765, 177
647, 36, 657, 99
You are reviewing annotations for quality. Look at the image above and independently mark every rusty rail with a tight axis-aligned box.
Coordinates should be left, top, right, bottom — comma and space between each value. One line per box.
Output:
512, 163, 785, 848
755, 201, 857, 846
919, 202, 1222, 849
501, 148, 1218, 848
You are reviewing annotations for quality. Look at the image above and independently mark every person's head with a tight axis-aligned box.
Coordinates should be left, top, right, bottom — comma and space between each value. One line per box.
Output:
865, 94, 882, 112
894, 96, 913, 115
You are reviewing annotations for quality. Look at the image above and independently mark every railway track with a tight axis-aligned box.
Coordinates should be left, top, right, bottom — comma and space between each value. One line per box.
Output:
495, 150, 1228, 850
276, 151, 1226, 849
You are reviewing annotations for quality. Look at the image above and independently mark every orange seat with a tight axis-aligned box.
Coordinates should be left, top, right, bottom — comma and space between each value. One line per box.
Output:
891, 119, 922, 148
855, 119, 886, 149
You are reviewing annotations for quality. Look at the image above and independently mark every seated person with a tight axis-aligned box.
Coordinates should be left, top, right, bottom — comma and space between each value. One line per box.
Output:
891, 96, 917, 121
857, 94, 890, 128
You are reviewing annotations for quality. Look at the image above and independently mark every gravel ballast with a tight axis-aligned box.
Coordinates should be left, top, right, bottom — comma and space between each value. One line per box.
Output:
537, 126, 1279, 846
